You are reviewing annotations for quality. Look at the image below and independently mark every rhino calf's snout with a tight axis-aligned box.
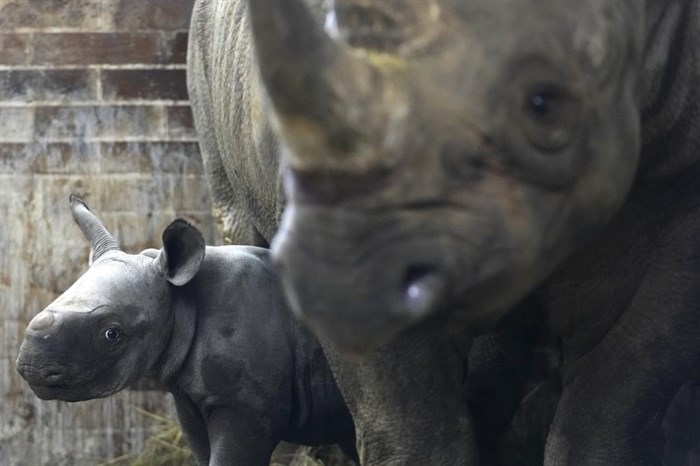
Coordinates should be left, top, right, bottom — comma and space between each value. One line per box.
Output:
16, 362, 67, 386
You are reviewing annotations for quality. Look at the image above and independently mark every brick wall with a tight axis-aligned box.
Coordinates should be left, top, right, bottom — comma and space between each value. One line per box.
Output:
0, 1, 219, 465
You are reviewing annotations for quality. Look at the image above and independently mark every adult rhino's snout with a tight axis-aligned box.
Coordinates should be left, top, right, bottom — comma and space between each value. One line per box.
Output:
274, 244, 449, 353
272, 207, 453, 354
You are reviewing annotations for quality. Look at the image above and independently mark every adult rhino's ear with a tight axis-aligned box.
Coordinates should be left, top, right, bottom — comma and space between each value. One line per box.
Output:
157, 219, 205, 286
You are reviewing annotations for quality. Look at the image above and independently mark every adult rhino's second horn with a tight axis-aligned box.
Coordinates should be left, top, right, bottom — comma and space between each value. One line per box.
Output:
246, 0, 396, 172
69, 195, 120, 264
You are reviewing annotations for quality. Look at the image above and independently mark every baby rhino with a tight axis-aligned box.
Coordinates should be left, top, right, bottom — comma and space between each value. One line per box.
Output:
16, 196, 356, 466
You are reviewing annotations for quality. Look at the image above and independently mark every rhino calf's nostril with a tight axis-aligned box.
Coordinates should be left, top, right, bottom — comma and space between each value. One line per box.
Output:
402, 265, 445, 319
43, 371, 65, 384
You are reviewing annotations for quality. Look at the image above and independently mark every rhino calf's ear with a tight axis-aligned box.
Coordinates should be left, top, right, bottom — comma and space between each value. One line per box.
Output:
157, 219, 205, 286
139, 248, 160, 259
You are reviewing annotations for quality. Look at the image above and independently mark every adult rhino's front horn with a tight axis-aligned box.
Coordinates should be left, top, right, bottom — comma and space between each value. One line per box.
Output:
246, 0, 407, 173
69, 195, 120, 264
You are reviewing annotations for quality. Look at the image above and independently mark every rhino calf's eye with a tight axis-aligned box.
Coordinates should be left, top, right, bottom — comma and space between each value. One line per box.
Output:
104, 328, 120, 342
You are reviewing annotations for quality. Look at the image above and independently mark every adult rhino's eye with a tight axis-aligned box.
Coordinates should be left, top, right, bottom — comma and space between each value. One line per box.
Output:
104, 327, 120, 342
528, 93, 550, 116
520, 84, 580, 152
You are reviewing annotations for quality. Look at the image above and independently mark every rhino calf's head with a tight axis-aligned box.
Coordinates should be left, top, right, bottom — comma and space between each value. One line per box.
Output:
16, 196, 205, 401
248, 0, 645, 351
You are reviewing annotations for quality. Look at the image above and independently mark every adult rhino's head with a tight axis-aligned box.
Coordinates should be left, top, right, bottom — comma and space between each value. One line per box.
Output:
250, 0, 644, 351
16, 196, 205, 401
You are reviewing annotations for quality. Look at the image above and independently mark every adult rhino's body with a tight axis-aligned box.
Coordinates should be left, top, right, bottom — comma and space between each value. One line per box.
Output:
189, 0, 700, 464
189, 1, 537, 464
249, 0, 700, 465
187, 0, 326, 246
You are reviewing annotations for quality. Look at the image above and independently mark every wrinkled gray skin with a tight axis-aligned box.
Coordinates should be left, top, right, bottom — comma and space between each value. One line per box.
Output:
256, 0, 700, 464
16, 197, 356, 466
190, 0, 700, 464
188, 1, 533, 463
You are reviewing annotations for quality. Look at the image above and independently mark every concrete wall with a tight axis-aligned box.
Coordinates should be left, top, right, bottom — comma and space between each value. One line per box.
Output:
0, 1, 219, 464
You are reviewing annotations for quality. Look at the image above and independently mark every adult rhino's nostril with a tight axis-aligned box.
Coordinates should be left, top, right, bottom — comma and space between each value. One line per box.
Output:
402, 265, 446, 320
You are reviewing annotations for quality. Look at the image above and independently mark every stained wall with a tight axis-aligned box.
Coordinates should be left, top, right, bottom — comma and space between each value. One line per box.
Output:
0, 1, 219, 464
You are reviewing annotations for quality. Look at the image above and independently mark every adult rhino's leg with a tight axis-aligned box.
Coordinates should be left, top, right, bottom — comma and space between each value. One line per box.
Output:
544, 236, 700, 465
322, 325, 478, 466
186, 7, 267, 246
663, 377, 700, 465
545, 348, 688, 466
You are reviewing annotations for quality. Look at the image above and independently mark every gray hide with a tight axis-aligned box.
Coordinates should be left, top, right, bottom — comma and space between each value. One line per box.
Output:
16, 196, 356, 466
186, 0, 327, 246
187, 1, 541, 464
249, 0, 700, 465
189, 0, 700, 465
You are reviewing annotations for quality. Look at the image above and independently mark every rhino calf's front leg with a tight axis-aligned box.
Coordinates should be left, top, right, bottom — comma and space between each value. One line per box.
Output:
173, 395, 211, 465
174, 396, 278, 466
206, 407, 277, 466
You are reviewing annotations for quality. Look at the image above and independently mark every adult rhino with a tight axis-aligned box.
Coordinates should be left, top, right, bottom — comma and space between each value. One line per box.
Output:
243, 0, 700, 465
188, 0, 540, 464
